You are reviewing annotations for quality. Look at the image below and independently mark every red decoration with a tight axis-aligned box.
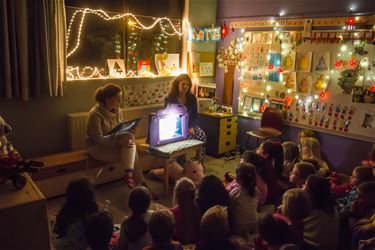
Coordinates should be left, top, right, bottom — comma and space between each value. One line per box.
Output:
221, 23, 229, 38
268, 64, 274, 70
347, 17, 355, 25
260, 106, 265, 112
277, 67, 283, 73
335, 60, 343, 68
320, 91, 327, 98
370, 84, 375, 93
285, 97, 291, 103
348, 59, 357, 67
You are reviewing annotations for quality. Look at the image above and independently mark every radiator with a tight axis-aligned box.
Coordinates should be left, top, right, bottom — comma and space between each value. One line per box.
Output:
68, 112, 89, 151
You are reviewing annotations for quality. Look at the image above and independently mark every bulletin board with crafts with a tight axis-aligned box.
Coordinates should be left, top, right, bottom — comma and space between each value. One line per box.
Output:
233, 16, 375, 142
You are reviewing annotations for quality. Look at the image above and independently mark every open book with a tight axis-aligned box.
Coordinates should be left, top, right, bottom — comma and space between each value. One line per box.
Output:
104, 117, 143, 139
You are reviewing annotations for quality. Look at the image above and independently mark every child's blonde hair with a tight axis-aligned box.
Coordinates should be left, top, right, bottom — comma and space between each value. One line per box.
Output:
301, 137, 322, 160
173, 177, 196, 207
281, 188, 311, 222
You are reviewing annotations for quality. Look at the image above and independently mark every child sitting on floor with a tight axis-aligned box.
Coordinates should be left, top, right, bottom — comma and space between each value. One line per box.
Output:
118, 186, 153, 250
278, 188, 311, 247
226, 150, 268, 206
143, 210, 183, 250
86, 212, 114, 250
170, 177, 201, 244
195, 205, 238, 250
336, 166, 374, 212
256, 141, 284, 204
228, 163, 259, 239
289, 162, 316, 188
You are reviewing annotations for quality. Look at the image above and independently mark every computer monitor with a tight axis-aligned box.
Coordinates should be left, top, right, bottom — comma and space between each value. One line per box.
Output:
148, 104, 189, 147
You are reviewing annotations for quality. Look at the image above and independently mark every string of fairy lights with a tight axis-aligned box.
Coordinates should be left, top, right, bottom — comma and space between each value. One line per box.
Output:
66, 8, 189, 80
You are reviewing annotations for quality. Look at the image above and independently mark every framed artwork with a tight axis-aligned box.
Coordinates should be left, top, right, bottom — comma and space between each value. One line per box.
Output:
199, 62, 214, 77
297, 52, 312, 72
297, 73, 312, 94
107, 59, 126, 77
282, 52, 296, 72
312, 73, 329, 93
252, 33, 262, 44
251, 97, 265, 112
313, 52, 330, 72
283, 72, 297, 91
242, 95, 252, 111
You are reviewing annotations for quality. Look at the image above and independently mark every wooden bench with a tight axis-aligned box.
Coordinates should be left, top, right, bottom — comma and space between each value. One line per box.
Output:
31, 138, 164, 198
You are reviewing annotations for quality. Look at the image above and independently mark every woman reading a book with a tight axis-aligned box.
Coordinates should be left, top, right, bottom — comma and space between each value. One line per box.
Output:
86, 84, 144, 190
165, 74, 206, 162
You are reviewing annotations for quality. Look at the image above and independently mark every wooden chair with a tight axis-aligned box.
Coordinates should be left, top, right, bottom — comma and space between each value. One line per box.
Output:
245, 107, 283, 148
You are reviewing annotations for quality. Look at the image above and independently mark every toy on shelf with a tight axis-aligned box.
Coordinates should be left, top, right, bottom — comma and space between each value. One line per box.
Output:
0, 116, 43, 189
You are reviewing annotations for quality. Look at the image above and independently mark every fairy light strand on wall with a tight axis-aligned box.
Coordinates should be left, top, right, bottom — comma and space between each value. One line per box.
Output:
66, 8, 189, 58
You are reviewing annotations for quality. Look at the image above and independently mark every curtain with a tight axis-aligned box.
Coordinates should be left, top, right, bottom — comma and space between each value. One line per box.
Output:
0, 0, 66, 100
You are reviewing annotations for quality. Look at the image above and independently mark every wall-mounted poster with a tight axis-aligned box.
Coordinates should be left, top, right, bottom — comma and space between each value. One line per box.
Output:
283, 72, 297, 91
297, 73, 312, 94
313, 52, 330, 72
282, 52, 296, 72
107, 59, 126, 77
312, 73, 329, 92
199, 62, 214, 77
297, 52, 312, 72
252, 32, 262, 44
360, 110, 375, 129
155, 53, 179, 75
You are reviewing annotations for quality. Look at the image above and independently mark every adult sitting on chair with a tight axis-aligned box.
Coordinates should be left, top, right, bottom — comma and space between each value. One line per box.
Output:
165, 74, 206, 163
86, 84, 153, 195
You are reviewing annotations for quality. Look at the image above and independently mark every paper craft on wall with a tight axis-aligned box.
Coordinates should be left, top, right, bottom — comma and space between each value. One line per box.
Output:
268, 53, 282, 82
155, 53, 179, 75
252, 33, 262, 44
282, 52, 296, 72
283, 72, 297, 91
297, 73, 312, 94
297, 52, 312, 72
107, 59, 126, 77
313, 52, 330, 72
312, 73, 329, 92
199, 62, 214, 77
360, 110, 375, 129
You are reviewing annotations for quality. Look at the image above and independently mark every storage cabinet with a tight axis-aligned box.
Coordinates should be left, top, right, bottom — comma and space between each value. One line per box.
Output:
198, 112, 238, 157
0, 174, 50, 250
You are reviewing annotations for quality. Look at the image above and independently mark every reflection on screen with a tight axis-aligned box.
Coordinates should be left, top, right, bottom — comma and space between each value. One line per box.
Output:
159, 114, 183, 141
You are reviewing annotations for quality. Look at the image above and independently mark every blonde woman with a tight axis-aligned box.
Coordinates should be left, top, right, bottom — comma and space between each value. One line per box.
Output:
300, 137, 330, 175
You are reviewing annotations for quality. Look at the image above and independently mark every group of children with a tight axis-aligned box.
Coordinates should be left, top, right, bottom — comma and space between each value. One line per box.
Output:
51, 129, 375, 250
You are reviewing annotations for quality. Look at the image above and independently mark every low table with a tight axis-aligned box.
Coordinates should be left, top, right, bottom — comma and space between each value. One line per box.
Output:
147, 139, 204, 196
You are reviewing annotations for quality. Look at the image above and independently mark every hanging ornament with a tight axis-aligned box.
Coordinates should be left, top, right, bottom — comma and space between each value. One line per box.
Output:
259, 106, 265, 112
278, 67, 283, 73
268, 64, 274, 70
221, 22, 229, 38
370, 84, 375, 93
320, 91, 327, 98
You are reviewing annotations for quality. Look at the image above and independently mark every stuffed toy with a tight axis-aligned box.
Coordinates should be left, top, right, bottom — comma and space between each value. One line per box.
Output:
0, 116, 22, 163
0, 116, 42, 189
149, 159, 205, 185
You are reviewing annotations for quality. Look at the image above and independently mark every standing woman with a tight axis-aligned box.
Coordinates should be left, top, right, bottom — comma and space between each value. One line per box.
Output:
165, 74, 206, 161
86, 83, 138, 188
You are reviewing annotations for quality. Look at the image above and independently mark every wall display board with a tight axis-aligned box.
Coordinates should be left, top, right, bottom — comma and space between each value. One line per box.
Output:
235, 16, 375, 142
